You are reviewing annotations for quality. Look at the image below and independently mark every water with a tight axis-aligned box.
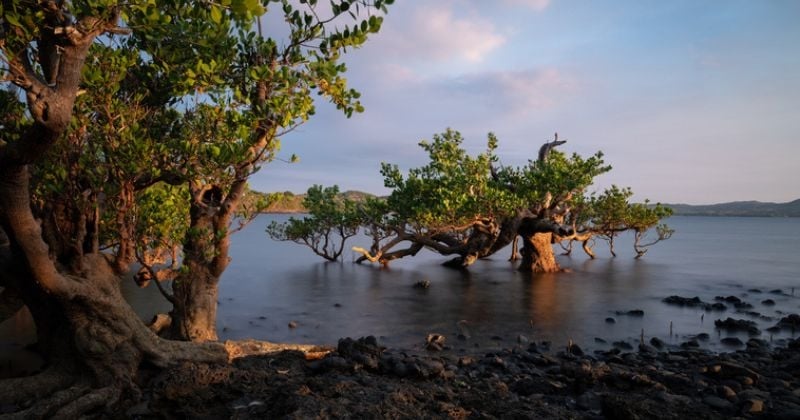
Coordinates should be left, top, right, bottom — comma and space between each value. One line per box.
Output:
2, 215, 799, 372
206, 215, 800, 352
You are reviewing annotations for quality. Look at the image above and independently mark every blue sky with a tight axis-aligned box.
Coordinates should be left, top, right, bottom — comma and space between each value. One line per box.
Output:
250, 0, 800, 204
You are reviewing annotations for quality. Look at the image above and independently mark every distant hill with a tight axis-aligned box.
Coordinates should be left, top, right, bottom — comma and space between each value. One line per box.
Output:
666, 199, 800, 217
245, 189, 375, 214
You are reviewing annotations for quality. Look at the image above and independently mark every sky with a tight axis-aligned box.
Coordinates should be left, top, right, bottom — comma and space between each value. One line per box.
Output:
250, 0, 800, 205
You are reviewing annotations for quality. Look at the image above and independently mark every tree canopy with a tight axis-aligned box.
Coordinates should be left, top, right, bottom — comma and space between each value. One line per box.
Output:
0, 0, 391, 416
269, 129, 673, 270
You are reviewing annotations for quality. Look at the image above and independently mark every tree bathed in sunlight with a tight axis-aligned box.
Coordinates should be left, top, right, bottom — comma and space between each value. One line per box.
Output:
279, 129, 673, 272
0, 0, 391, 416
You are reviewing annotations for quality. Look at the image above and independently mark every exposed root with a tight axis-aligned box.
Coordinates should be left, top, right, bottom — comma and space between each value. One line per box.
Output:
0, 369, 75, 405
225, 339, 333, 361
53, 385, 120, 419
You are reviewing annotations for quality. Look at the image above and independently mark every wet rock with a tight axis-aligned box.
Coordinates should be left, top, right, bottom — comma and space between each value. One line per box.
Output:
333, 303, 342, 308
612, 341, 633, 351
638, 343, 658, 354
288, 321, 298, 329
413, 279, 431, 289
680, 339, 700, 349
605, 317, 616, 324
425, 334, 446, 351
662, 295, 703, 306
649, 337, 665, 349
746, 338, 769, 350
748, 288, 762, 293
576, 391, 602, 411
772, 313, 800, 331
710, 302, 728, 311
594, 337, 607, 344
717, 385, 737, 401
743, 398, 764, 414
761, 299, 776, 306
703, 395, 733, 410
715, 295, 743, 304
567, 343, 584, 356
714, 317, 761, 335
721, 337, 744, 347
733, 301, 754, 310
615, 309, 644, 317
517, 334, 529, 345
694, 333, 710, 341
769, 289, 783, 294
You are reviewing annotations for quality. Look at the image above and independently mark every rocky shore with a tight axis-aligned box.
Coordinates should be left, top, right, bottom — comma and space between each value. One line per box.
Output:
141, 331, 800, 419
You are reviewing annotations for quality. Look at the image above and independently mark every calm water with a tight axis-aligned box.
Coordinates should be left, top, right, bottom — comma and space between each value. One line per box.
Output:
141, 215, 800, 352
2, 216, 799, 372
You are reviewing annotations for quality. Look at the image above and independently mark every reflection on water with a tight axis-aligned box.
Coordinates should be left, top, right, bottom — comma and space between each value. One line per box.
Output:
2, 215, 800, 369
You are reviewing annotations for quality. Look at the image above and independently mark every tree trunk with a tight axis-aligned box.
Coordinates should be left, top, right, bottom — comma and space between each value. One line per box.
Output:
518, 232, 561, 273
0, 170, 226, 417
169, 262, 220, 342
516, 217, 564, 273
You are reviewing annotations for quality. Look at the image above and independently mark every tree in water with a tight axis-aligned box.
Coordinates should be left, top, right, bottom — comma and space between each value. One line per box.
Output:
267, 185, 364, 261
0, 0, 391, 416
281, 129, 672, 272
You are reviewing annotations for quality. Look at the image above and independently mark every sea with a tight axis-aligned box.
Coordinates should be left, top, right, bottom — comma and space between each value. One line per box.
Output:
2, 215, 799, 375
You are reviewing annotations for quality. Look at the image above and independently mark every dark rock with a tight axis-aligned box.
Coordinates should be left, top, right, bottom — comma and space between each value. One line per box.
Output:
714, 317, 761, 335
710, 302, 728, 311
576, 391, 602, 411
517, 334, 529, 345
649, 337, 665, 349
733, 301, 753, 309
615, 309, 644, 317
772, 313, 800, 331
605, 317, 616, 324
567, 343, 584, 356
288, 321, 298, 329
769, 289, 783, 294
746, 338, 769, 350
702, 395, 733, 410
333, 303, 342, 308
490, 335, 503, 341
743, 398, 764, 414
594, 337, 607, 344
715, 295, 742, 304
695, 333, 710, 341
413, 279, 431, 289
425, 334, 446, 351
680, 339, 700, 348
720, 337, 744, 347
638, 343, 658, 354
761, 299, 775, 306
662, 295, 704, 307
612, 341, 633, 350
747, 288, 762, 293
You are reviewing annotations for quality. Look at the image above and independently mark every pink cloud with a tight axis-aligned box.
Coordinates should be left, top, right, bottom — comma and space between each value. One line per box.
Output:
382, 4, 506, 63
504, 0, 551, 12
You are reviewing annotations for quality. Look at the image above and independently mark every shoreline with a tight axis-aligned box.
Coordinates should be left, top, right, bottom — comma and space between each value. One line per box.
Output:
138, 334, 800, 418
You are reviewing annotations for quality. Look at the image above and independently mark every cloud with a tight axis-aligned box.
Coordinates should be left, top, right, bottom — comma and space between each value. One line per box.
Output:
381, 4, 506, 63
503, 0, 551, 12
437, 68, 577, 114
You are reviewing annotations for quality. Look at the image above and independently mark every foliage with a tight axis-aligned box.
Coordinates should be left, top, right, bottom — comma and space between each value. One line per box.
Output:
277, 129, 672, 266
267, 185, 362, 261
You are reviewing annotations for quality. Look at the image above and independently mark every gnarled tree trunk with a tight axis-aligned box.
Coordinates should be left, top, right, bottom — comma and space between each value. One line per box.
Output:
516, 217, 563, 273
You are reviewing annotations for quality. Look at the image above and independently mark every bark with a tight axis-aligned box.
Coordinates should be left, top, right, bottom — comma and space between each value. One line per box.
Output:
0, 13, 229, 417
516, 217, 565, 273
519, 232, 560, 273
170, 261, 220, 342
